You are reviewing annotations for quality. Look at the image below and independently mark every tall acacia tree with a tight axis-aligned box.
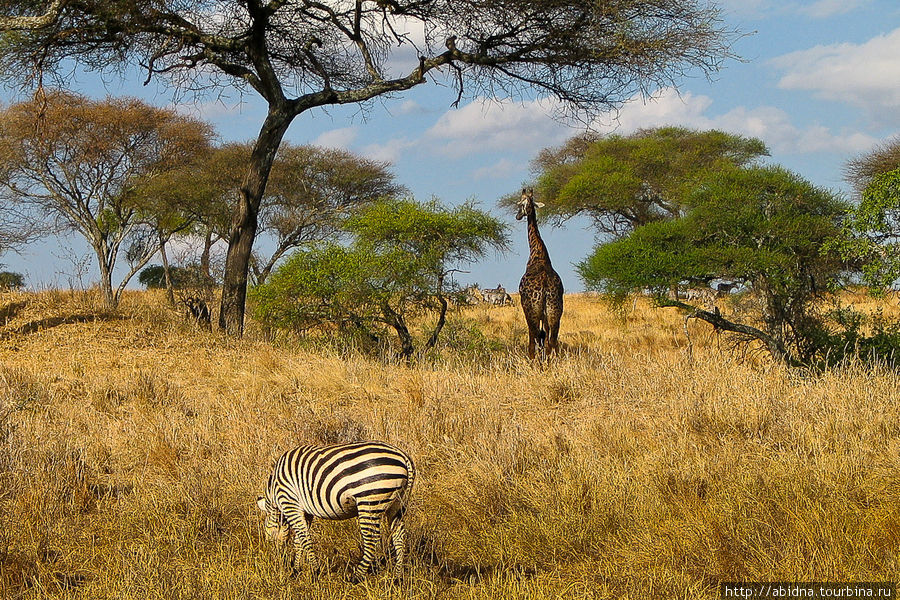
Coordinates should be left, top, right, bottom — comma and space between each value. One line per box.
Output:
578, 166, 849, 367
520, 127, 769, 235
1, 0, 736, 335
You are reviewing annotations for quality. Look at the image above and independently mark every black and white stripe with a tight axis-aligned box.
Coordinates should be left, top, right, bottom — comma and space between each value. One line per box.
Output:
257, 441, 415, 581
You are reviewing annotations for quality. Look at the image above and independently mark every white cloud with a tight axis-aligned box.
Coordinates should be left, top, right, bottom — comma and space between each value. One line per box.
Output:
312, 126, 358, 150
381, 15, 430, 77
472, 158, 520, 181
716, 0, 870, 19
425, 97, 572, 158
771, 27, 900, 120
422, 89, 875, 164
589, 87, 877, 156
170, 98, 259, 121
590, 89, 713, 132
362, 137, 417, 163
396, 99, 427, 116
797, 0, 870, 18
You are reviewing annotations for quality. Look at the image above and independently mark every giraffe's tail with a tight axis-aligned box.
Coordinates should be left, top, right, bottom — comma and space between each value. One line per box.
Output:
536, 329, 546, 348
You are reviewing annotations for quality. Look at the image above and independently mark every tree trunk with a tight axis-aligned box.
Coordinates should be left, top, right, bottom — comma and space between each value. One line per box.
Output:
381, 301, 415, 360
425, 275, 449, 351
98, 260, 116, 309
200, 229, 213, 283
159, 232, 175, 306
424, 294, 448, 351
219, 106, 295, 335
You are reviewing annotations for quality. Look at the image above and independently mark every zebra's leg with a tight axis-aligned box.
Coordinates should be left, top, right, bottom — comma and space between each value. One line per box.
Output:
281, 504, 317, 573
351, 509, 383, 582
387, 510, 408, 581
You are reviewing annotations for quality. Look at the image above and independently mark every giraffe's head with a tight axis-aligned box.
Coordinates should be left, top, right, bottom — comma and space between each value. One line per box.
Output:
516, 188, 544, 221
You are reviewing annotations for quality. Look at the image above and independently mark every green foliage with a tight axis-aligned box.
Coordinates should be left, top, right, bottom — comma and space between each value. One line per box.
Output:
138, 264, 204, 290
0, 270, 24, 289
832, 168, 900, 291
346, 197, 510, 263
579, 166, 851, 365
581, 167, 846, 292
813, 305, 900, 367
528, 127, 769, 234
251, 198, 509, 358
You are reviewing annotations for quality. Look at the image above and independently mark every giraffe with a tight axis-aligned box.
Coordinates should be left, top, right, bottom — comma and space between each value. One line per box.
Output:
516, 188, 564, 359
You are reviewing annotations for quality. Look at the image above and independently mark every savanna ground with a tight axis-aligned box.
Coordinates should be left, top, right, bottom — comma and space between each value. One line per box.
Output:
1, 289, 900, 599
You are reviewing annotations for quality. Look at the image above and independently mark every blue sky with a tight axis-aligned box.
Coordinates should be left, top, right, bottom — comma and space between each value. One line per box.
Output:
4, 0, 900, 293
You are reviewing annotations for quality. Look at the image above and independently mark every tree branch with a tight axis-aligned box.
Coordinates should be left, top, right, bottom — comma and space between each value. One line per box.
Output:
0, 0, 67, 31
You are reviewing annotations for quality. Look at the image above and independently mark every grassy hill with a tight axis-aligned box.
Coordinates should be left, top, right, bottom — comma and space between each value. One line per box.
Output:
1, 290, 899, 599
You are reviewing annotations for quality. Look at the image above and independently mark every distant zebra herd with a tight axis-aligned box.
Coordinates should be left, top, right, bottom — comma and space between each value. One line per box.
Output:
463, 283, 513, 306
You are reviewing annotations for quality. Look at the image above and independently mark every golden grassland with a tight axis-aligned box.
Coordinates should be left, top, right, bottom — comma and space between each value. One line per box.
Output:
1, 289, 900, 599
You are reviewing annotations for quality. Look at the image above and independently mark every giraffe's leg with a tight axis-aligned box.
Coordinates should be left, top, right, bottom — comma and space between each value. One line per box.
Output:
547, 313, 561, 355
547, 293, 563, 356
525, 322, 540, 359
351, 508, 383, 582
280, 502, 317, 573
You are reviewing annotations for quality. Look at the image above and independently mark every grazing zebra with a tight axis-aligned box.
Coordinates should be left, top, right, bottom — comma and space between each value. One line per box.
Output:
257, 441, 415, 582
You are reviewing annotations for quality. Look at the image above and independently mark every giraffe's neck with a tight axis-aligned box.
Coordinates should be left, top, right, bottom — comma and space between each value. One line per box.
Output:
526, 211, 551, 266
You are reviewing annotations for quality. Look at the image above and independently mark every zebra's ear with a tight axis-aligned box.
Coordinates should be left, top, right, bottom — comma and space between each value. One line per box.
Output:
256, 496, 267, 513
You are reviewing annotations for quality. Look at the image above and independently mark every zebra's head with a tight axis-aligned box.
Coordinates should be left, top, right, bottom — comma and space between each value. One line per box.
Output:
257, 494, 291, 542
516, 188, 544, 221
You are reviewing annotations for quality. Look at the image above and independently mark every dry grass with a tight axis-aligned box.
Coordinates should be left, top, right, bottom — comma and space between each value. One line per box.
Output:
1, 289, 899, 599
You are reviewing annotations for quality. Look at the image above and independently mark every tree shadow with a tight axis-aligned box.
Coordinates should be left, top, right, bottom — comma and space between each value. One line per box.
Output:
1, 313, 128, 338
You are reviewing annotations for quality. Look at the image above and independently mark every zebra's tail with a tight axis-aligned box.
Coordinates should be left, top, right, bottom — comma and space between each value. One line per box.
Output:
387, 451, 416, 523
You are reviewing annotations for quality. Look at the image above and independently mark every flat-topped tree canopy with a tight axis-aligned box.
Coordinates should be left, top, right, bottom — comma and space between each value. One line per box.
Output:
2, 0, 733, 111
0, 0, 737, 334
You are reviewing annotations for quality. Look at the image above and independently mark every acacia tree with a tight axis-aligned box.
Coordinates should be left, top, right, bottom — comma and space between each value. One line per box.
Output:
834, 139, 900, 291
845, 136, 900, 195
128, 153, 222, 304
210, 143, 406, 285
252, 197, 509, 358
579, 166, 849, 367
0, 91, 215, 308
1, 0, 735, 335
520, 127, 769, 235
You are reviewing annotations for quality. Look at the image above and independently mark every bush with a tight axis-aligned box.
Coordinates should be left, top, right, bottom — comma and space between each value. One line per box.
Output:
0, 271, 24, 290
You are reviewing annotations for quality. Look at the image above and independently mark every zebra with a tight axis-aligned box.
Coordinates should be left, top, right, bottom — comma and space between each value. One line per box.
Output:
481, 284, 512, 306
257, 441, 415, 582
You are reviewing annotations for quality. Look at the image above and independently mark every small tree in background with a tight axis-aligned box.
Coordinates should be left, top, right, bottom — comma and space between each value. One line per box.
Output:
0, 271, 24, 290
845, 136, 900, 196
518, 127, 768, 235
579, 166, 849, 367
252, 198, 509, 358
0, 91, 215, 308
